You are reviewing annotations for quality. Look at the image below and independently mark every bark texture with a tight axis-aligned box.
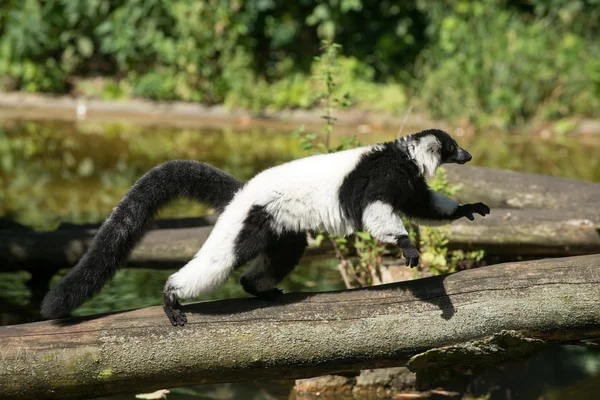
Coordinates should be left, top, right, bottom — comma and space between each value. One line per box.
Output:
1, 255, 599, 400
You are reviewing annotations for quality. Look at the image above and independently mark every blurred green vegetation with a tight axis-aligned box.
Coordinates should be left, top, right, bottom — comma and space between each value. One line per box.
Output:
0, 0, 598, 127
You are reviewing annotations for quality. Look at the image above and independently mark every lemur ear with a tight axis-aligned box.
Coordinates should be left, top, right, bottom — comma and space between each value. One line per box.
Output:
427, 141, 441, 153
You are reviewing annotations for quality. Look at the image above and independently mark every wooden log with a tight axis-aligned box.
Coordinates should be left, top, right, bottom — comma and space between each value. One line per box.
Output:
1, 255, 599, 400
0, 223, 213, 272
1, 167, 599, 273
447, 208, 600, 255
2, 209, 599, 274
445, 165, 600, 225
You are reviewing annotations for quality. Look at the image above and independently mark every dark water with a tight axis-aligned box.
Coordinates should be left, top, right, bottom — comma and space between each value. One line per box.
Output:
1, 116, 599, 399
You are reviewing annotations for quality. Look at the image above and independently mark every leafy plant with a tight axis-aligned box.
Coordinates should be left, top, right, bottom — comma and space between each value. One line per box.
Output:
290, 40, 382, 288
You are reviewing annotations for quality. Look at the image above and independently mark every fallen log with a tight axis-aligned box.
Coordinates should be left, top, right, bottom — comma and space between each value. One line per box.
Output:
1, 255, 599, 400
2, 210, 598, 274
2, 167, 599, 273
447, 208, 600, 255
446, 165, 600, 225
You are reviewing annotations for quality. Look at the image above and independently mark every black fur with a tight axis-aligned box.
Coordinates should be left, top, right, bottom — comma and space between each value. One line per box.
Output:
163, 205, 307, 325
235, 206, 308, 298
339, 131, 488, 266
338, 142, 428, 263
240, 231, 308, 298
233, 205, 275, 267
40, 160, 243, 320
410, 129, 472, 164
397, 235, 419, 267
339, 141, 421, 229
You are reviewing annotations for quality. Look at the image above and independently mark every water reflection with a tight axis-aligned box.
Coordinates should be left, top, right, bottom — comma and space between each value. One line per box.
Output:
1, 118, 598, 231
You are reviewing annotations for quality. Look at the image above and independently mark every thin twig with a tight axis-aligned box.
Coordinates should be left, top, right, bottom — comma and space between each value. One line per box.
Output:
396, 103, 414, 140
329, 237, 356, 289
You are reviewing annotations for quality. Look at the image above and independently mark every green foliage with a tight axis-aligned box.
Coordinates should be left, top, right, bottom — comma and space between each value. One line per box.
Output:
416, 0, 600, 127
290, 40, 360, 153
1, 0, 596, 125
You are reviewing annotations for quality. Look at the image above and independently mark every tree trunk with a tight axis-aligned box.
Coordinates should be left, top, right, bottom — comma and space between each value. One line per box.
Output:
1, 255, 599, 400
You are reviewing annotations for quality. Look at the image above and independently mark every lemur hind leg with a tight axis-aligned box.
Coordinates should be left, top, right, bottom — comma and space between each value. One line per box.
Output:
240, 231, 308, 301
163, 205, 273, 326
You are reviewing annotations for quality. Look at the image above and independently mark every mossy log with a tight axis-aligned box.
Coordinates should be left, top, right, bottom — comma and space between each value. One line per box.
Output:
2, 166, 599, 273
1, 255, 599, 400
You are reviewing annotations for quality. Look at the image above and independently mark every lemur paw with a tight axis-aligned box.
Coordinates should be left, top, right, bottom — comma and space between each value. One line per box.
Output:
165, 307, 187, 326
163, 291, 187, 326
456, 202, 490, 221
397, 235, 420, 268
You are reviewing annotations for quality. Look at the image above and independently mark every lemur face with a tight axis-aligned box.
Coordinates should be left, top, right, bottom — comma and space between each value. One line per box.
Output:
440, 138, 471, 164
417, 129, 472, 165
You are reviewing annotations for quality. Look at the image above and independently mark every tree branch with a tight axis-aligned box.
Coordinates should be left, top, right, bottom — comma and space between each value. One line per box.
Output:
1, 255, 599, 400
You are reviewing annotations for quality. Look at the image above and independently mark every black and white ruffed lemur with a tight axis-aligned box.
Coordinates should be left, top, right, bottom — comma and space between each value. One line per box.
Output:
41, 129, 490, 326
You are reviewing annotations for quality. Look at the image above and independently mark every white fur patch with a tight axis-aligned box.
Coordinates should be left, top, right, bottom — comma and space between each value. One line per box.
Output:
362, 201, 408, 243
167, 185, 249, 298
256, 146, 371, 236
405, 135, 441, 176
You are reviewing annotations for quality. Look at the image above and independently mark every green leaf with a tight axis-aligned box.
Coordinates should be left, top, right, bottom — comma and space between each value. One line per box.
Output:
77, 37, 94, 58
354, 231, 372, 240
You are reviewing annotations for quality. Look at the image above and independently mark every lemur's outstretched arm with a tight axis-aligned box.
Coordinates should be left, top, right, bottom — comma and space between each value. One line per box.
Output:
362, 201, 419, 267
408, 190, 490, 226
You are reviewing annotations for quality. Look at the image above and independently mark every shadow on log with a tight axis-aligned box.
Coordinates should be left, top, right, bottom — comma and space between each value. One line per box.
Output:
1, 255, 599, 400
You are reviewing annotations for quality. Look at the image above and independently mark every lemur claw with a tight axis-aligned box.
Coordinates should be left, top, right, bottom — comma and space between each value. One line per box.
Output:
166, 308, 187, 326
163, 290, 187, 326
457, 202, 490, 221
405, 254, 420, 268
397, 235, 420, 268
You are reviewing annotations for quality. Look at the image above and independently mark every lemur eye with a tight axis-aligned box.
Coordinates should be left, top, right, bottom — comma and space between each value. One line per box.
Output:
449, 144, 455, 151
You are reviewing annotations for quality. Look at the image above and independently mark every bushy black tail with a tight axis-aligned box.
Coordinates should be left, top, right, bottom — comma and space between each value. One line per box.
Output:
40, 160, 243, 319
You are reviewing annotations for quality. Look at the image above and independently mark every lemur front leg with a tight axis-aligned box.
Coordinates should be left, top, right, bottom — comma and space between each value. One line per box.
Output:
362, 201, 419, 267
412, 191, 490, 226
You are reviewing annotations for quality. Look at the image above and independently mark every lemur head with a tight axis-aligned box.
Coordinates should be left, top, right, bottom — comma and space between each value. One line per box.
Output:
399, 129, 472, 176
